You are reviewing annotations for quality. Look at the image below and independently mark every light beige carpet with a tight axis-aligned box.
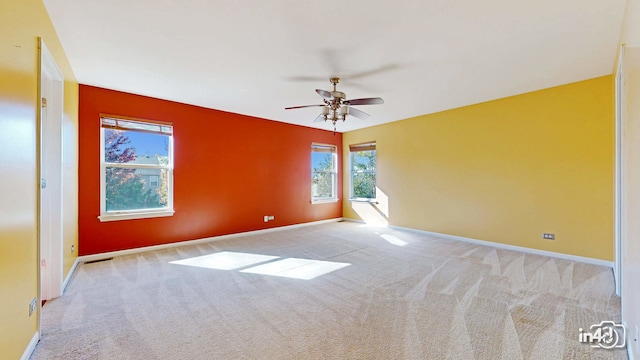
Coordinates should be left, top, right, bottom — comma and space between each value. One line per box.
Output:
31, 222, 626, 359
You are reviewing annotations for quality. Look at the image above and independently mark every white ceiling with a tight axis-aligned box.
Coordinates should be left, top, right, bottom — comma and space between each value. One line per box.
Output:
43, 0, 627, 132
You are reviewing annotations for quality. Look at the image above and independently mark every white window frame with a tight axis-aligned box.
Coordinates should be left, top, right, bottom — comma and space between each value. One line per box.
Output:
311, 143, 338, 203
349, 142, 377, 202
99, 115, 175, 222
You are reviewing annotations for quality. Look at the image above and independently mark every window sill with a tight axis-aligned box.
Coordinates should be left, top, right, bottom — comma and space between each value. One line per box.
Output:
98, 210, 175, 222
311, 198, 339, 204
349, 198, 378, 204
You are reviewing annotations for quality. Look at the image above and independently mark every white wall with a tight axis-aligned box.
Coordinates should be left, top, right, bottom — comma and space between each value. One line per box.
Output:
620, 1, 640, 358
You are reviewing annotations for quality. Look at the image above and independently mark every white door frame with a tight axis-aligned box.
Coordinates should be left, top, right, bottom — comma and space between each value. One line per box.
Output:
38, 39, 64, 302
614, 45, 625, 297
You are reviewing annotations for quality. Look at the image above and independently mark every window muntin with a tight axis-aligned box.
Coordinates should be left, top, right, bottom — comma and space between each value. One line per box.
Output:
350, 142, 376, 200
311, 143, 338, 202
99, 116, 174, 221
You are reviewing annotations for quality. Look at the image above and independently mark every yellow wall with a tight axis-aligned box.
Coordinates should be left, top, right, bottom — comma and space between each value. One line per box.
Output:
344, 76, 614, 261
0, 0, 78, 358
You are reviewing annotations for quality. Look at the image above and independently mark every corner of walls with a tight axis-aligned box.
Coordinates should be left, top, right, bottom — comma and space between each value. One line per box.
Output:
620, 0, 640, 48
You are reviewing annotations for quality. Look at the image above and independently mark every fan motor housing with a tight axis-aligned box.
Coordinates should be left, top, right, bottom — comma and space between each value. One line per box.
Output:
331, 91, 345, 99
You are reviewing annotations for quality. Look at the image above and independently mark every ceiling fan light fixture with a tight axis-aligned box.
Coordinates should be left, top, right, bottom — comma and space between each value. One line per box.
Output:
285, 77, 383, 130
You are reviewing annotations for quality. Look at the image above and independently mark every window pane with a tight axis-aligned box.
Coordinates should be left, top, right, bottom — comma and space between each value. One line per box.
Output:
311, 144, 337, 200
351, 147, 376, 199
311, 152, 333, 171
106, 167, 169, 211
352, 172, 376, 199
312, 172, 334, 198
352, 150, 376, 172
105, 129, 169, 163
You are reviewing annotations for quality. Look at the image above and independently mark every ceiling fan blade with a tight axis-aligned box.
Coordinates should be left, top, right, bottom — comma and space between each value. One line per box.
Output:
348, 63, 400, 80
316, 89, 334, 100
313, 114, 325, 123
345, 97, 384, 106
347, 107, 370, 120
285, 104, 324, 110
285, 75, 326, 82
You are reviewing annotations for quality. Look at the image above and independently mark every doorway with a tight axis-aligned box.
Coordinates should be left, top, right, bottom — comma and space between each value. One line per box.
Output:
39, 39, 64, 302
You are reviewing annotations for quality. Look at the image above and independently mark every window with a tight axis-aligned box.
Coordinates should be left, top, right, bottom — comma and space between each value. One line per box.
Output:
311, 143, 338, 203
149, 175, 160, 188
350, 142, 376, 200
99, 116, 174, 221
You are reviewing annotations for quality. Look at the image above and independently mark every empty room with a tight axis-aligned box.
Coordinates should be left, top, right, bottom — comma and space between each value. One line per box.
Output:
1, 0, 640, 359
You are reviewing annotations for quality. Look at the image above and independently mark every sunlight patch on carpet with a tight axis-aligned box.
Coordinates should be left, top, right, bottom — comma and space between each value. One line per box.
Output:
170, 252, 350, 280
169, 251, 278, 270
380, 234, 408, 247
240, 258, 350, 280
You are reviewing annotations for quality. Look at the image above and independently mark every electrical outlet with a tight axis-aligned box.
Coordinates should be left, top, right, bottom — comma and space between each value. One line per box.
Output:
542, 233, 555, 240
268, 215, 275, 221
263, 215, 269, 223
29, 298, 37, 316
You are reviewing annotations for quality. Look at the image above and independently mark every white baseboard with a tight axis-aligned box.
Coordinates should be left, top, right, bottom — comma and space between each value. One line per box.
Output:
387, 225, 614, 268
62, 257, 80, 294
21, 331, 39, 360
79, 218, 344, 263
341, 218, 365, 224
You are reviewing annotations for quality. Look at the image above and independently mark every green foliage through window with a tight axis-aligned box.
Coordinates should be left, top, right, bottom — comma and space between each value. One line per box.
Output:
351, 147, 376, 199
311, 144, 337, 200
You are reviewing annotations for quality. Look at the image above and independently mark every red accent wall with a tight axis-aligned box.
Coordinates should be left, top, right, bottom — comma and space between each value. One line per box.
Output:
79, 85, 342, 255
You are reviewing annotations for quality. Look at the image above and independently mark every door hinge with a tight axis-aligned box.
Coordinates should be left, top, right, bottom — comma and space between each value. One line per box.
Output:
41, 97, 47, 108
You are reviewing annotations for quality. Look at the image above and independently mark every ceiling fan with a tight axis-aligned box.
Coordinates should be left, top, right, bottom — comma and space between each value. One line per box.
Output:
285, 77, 384, 131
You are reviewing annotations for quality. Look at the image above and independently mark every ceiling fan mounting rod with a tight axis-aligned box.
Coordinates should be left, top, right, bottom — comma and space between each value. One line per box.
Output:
330, 77, 340, 91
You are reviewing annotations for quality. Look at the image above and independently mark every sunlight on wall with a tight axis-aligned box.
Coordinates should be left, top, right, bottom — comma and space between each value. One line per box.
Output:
351, 202, 388, 226
350, 187, 390, 226
375, 187, 389, 217
170, 251, 350, 280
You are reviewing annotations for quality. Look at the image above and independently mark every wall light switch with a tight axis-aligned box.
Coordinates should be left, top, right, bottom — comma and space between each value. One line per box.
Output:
29, 298, 37, 316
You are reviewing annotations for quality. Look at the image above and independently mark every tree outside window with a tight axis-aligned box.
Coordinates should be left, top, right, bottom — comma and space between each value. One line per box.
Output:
311, 143, 337, 202
350, 143, 376, 199
100, 117, 173, 221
